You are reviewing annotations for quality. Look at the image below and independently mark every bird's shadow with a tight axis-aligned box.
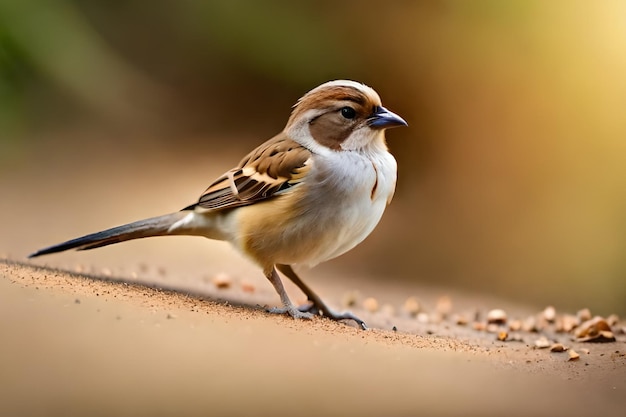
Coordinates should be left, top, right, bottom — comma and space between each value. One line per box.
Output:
7, 258, 271, 314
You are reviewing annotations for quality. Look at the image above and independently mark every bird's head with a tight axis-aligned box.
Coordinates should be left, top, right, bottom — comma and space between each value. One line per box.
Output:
284, 80, 407, 153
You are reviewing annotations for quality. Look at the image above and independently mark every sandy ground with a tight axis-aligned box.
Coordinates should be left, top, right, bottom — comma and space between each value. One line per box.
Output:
1, 259, 625, 417
1, 136, 624, 416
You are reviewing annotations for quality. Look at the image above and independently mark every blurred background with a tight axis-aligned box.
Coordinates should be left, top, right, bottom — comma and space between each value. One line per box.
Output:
1, 0, 625, 314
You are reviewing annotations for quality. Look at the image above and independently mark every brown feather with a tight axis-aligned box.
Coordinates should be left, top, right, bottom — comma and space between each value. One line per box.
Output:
287, 85, 380, 127
287, 84, 383, 150
192, 133, 311, 211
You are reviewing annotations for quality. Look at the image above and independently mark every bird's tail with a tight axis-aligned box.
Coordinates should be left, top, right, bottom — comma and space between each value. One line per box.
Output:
28, 211, 191, 258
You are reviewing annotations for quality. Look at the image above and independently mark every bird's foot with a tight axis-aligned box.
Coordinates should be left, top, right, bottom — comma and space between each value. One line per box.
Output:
298, 302, 368, 330
268, 305, 314, 320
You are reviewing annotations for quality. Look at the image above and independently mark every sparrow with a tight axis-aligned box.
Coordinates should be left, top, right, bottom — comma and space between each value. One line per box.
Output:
29, 80, 407, 329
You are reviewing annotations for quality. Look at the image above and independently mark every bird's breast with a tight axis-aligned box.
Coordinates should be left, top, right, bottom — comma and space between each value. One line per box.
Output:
234, 149, 397, 267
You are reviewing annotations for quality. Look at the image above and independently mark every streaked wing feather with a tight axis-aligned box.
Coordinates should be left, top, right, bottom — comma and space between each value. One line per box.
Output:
191, 133, 311, 211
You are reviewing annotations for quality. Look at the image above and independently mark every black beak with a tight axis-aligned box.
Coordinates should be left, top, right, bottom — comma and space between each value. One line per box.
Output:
367, 106, 408, 130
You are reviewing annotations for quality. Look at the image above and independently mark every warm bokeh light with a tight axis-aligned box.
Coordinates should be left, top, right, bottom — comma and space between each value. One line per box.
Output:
1, 0, 624, 314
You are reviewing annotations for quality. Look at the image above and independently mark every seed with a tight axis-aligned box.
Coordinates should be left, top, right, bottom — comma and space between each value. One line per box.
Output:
212, 273, 232, 289
487, 309, 507, 325
550, 343, 566, 352
568, 350, 580, 361
534, 337, 551, 349
240, 281, 256, 293
575, 317, 611, 338
542, 306, 556, 322
403, 296, 421, 316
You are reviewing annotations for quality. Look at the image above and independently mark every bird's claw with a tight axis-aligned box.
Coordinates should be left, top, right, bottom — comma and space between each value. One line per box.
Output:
297, 302, 368, 330
267, 306, 314, 320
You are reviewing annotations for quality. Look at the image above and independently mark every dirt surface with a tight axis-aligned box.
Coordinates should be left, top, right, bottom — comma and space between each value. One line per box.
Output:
1, 259, 624, 417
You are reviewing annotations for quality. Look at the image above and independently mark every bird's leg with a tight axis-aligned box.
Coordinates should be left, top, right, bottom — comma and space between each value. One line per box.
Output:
265, 266, 314, 320
276, 264, 367, 330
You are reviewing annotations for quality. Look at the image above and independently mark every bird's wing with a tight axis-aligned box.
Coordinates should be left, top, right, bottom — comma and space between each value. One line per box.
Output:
186, 133, 311, 211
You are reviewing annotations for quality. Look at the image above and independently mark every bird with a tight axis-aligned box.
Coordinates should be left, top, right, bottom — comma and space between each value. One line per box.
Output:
28, 80, 407, 329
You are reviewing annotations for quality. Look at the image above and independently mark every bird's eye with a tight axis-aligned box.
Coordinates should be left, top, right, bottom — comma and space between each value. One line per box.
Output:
340, 107, 356, 119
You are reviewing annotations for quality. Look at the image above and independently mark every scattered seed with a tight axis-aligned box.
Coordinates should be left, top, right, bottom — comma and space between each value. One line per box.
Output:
240, 281, 256, 293
487, 309, 507, 325
575, 316, 612, 338
417, 312, 430, 324
363, 297, 379, 313
497, 331, 508, 341
535, 337, 551, 349
568, 350, 580, 361
550, 343, 566, 352
403, 296, 421, 316
577, 330, 616, 343
454, 314, 469, 326
212, 273, 232, 289
542, 306, 556, 322
580, 348, 590, 354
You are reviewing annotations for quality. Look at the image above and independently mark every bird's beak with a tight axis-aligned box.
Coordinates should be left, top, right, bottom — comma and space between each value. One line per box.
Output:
367, 106, 408, 130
